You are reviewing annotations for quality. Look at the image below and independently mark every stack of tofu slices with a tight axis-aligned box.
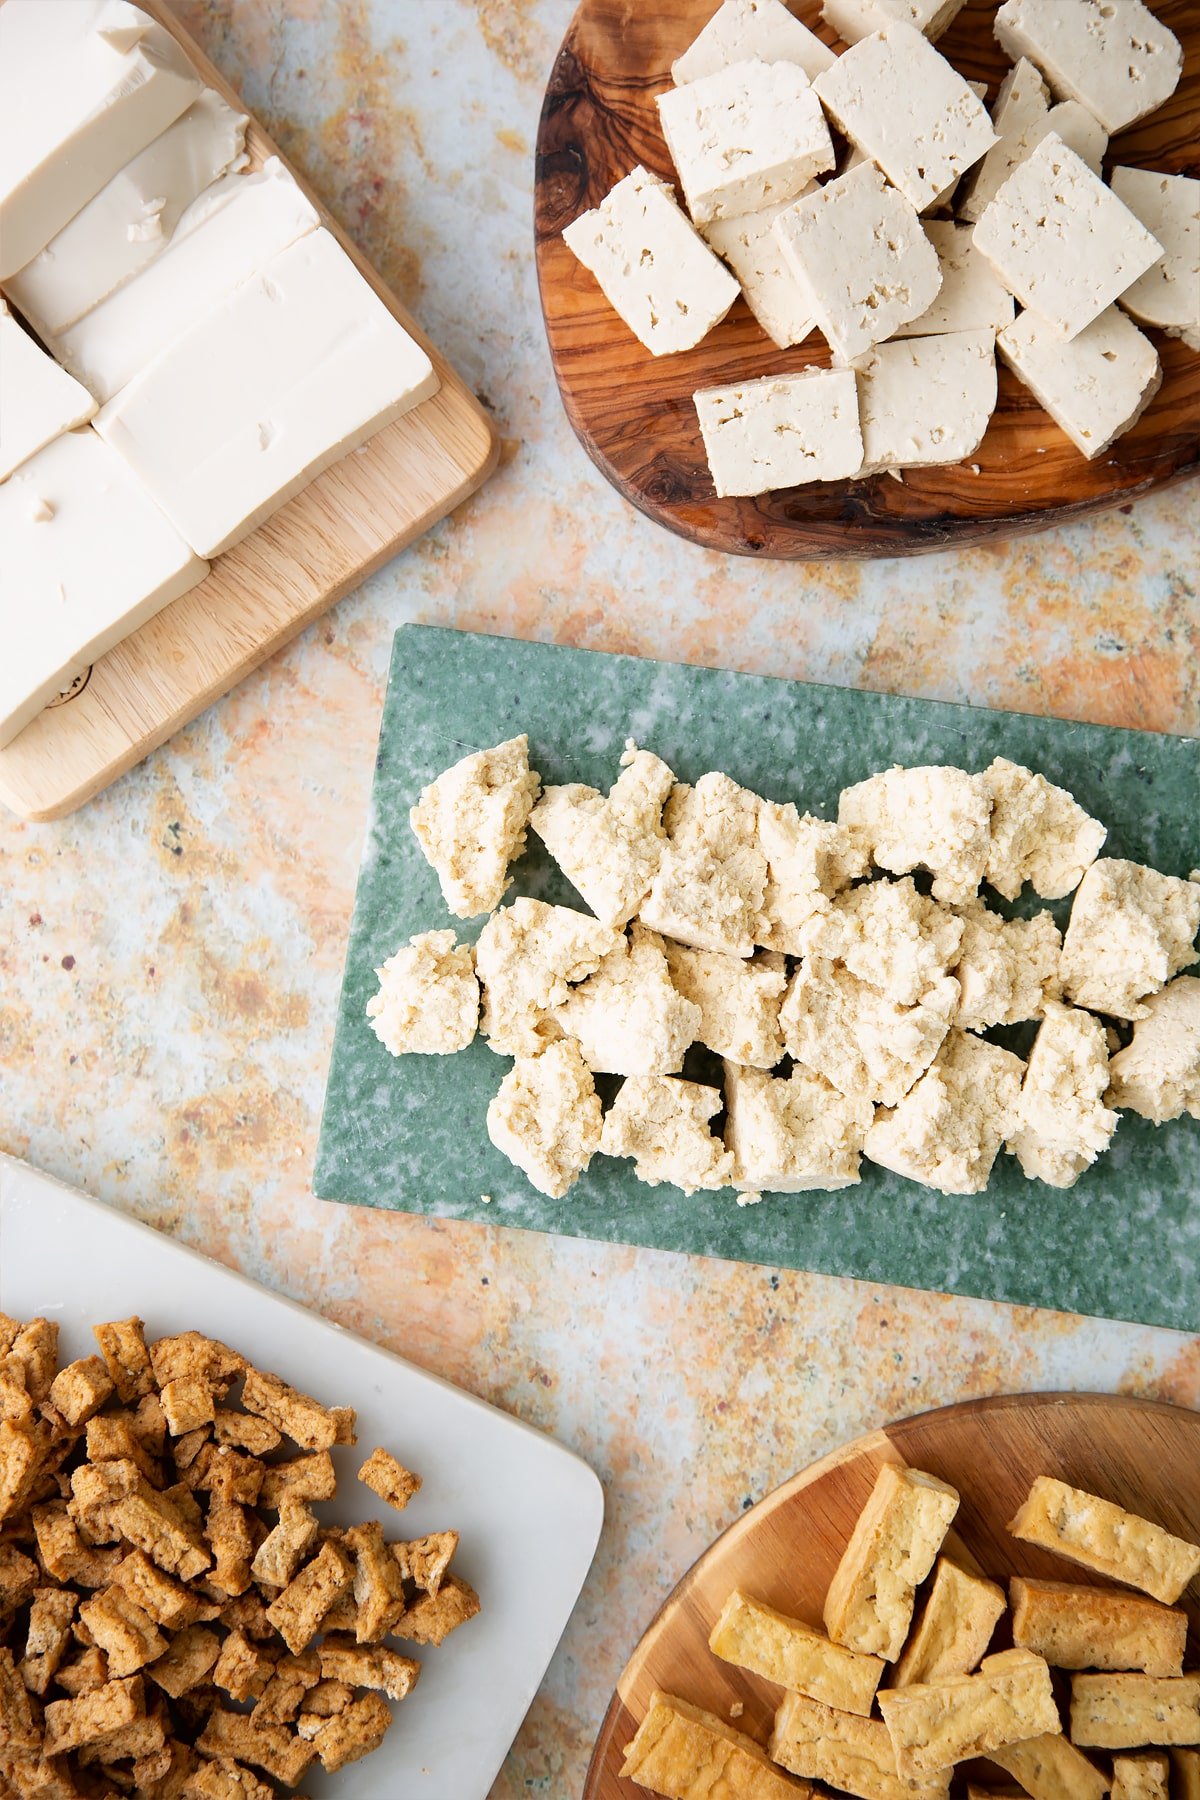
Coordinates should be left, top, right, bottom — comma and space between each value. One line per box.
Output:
0, 0, 439, 751
562, 0, 1198, 500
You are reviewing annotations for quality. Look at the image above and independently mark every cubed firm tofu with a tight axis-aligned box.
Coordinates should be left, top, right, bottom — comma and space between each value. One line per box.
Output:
1111, 168, 1200, 350
853, 330, 996, 475
0, 300, 96, 482
994, 0, 1183, 134
878, 1648, 1061, 1779
824, 1463, 960, 1660
1009, 1476, 1200, 1605
703, 199, 819, 349
1059, 859, 1200, 1020
1006, 1001, 1118, 1189
998, 306, 1161, 461
891, 222, 1015, 339
658, 58, 835, 226
694, 368, 863, 497
822, 0, 968, 46
672, 0, 835, 85
622, 1690, 808, 1800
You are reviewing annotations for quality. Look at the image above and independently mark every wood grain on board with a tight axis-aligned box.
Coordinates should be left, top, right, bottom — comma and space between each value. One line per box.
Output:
584, 1392, 1200, 1795
535, 0, 1200, 559
0, 0, 498, 823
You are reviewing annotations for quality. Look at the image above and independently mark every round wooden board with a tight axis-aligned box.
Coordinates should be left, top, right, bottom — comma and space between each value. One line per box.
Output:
584, 1392, 1200, 1795
535, 0, 1200, 559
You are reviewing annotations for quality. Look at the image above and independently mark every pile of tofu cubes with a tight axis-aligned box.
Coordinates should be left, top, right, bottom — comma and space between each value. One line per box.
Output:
561, 0, 1198, 498
0, 0, 439, 750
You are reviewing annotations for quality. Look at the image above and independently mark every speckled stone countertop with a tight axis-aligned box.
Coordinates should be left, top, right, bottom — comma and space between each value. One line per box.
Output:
1, 4, 1197, 1794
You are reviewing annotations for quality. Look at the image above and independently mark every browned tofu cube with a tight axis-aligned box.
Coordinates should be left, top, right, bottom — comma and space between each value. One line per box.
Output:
251, 1502, 319, 1591
78, 1587, 167, 1678
205, 1496, 254, 1599
85, 1412, 160, 1485
184, 1758, 275, 1799
394, 1530, 458, 1597
145, 1626, 221, 1699
0, 1542, 39, 1614
92, 1318, 154, 1403
213, 1410, 281, 1456
149, 1334, 244, 1396
0, 1420, 45, 1524
265, 1542, 354, 1656
397, 1574, 480, 1647
310, 1691, 392, 1773
357, 1448, 421, 1514
625, 1690, 811, 1800
18, 1587, 76, 1695
55, 1646, 109, 1696
258, 1454, 336, 1511
159, 1377, 215, 1438
0, 1645, 40, 1753
47, 1358, 114, 1430
346, 1520, 406, 1643
9, 1321, 59, 1405
212, 1629, 278, 1704
251, 1651, 321, 1727
43, 1675, 144, 1757
32, 1500, 121, 1589
241, 1370, 352, 1453
195, 1706, 316, 1788
109, 1550, 215, 1631
318, 1635, 420, 1701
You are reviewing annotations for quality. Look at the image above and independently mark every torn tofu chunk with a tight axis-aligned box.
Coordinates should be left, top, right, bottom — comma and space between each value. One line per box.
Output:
393, 1530, 459, 1597
78, 1586, 167, 1677
1008, 1476, 1200, 1605
824, 1464, 960, 1661
240, 1369, 354, 1453
486, 1039, 604, 1198
822, 0, 967, 45
657, 59, 834, 226
710, 1588, 884, 1715
253, 1650, 321, 1725
673, 0, 836, 85
878, 1647, 1060, 1778
309, 1690, 392, 1773
258, 1453, 336, 1511
980, 757, 1106, 900
952, 902, 1061, 1030
622, 1689, 812, 1799
251, 1501, 319, 1591
865, 1031, 1024, 1195
146, 1624, 221, 1697
149, 1331, 245, 1395
357, 1447, 421, 1515
9, 1318, 58, 1404
317, 1637, 420, 1702
19, 1587, 76, 1695
757, 802, 869, 953
43, 1675, 145, 1757
1112, 168, 1200, 350
998, 304, 1162, 460
92, 1319, 155, 1404
1007, 1002, 1118, 1189
47, 1358, 114, 1430
213, 1409, 281, 1456
798, 877, 964, 1008
991, 1732, 1110, 1800
640, 774, 769, 954
854, 330, 996, 475
476, 897, 620, 1055
664, 943, 786, 1068
600, 1076, 733, 1193
892, 221, 1015, 338
838, 765, 991, 905
158, 1376, 215, 1438
553, 927, 700, 1076
346, 1520, 406, 1641
1108, 976, 1200, 1124
529, 743, 674, 927
0, 1541, 38, 1613
1112, 1753, 1171, 1800
781, 960, 959, 1109
771, 1689, 951, 1800
264, 1542, 354, 1656
1060, 860, 1200, 1021
409, 734, 541, 918
397, 1573, 480, 1646
185, 1761, 275, 1800
213, 1629, 277, 1705
724, 1060, 872, 1193
1011, 1576, 1187, 1676
703, 197, 819, 349
366, 929, 478, 1056
1070, 1673, 1200, 1749
1, 1420, 47, 1524
893, 1558, 1006, 1686
71, 1459, 211, 1580
993, 0, 1183, 133
110, 1549, 214, 1630
195, 1707, 316, 1787
562, 165, 739, 356
0, 1645, 39, 1753
694, 366, 864, 496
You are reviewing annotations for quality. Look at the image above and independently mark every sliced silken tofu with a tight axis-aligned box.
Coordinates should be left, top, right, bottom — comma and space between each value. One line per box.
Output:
0, 301, 96, 483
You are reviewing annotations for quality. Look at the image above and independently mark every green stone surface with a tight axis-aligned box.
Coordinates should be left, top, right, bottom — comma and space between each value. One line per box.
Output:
315, 626, 1200, 1331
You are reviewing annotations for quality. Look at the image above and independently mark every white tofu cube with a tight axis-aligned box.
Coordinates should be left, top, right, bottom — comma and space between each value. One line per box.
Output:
855, 329, 996, 473
0, 301, 96, 482
822, 0, 968, 46
892, 222, 1014, 339
0, 429, 208, 747
958, 56, 1048, 223
1111, 168, 1200, 351
997, 306, 1161, 460
773, 164, 942, 360
812, 22, 996, 213
657, 59, 835, 226
673, 0, 836, 85
703, 197, 818, 347
961, 92, 1109, 225
973, 135, 1163, 342
562, 165, 739, 355
694, 368, 863, 496
994, 0, 1183, 134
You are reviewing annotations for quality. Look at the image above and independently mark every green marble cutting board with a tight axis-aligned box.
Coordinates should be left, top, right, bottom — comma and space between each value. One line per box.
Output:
315, 626, 1200, 1331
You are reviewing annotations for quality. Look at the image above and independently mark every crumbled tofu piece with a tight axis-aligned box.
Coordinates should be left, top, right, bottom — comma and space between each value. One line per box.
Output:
240, 1368, 353, 1452
1070, 1674, 1200, 1749
622, 1689, 808, 1800
710, 1589, 884, 1716
393, 1529, 459, 1597
673, 0, 836, 85
562, 165, 739, 355
974, 136, 1163, 342
724, 1060, 872, 1192
529, 743, 675, 927
980, 757, 1106, 899
1112, 1753, 1171, 1800
854, 330, 996, 474
694, 366, 864, 496
757, 803, 869, 954
813, 23, 995, 213
771, 1688, 952, 1800
1007, 1001, 1118, 1188
1011, 1577, 1187, 1677
702, 197, 819, 348
1060, 859, 1200, 1020
998, 303, 1162, 460
782, 960, 959, 1108
553, 926, 700, 1076
640, 775, 769, 955
1108, 976, 1200, 1124
892, 222, 1015, 338
839, 765, 991, 904
774, 165, 942, 360
213, 1628, 277, 1704
822, 0, 967, 45
91, 1318, 155, 1404
962, 93, 1108, 224
409, 734, 540, 918
994, 0, 1183, 133
397, 1573, 480, 1646
952, 901, 1061, 1030
476, 897, 620, 1055
486, 1039, 604, 1197
600, 1075, 733, 1193
893, 1558, 1006, 1686
799, 877, 964, 1007
825, 1464, 960, 1661
264, 1541, 354, 1656
366, 929, 478, 1056
658, 59, 835, 226
663, 942, 785, 1068
991, 1732, 1110, 1800
879, 1647, 1061, 1778
865, 1031, 1024, 1195
1009, 1476, 1200, 1605
1113, 168, 1200, 350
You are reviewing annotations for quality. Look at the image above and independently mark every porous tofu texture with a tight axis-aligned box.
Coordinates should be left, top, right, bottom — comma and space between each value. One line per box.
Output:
958, 55, 1050, 223
1113, 1754, 1172, 1800
476, 897, 621, 1055
1108, 976, 1200, 1124
892, 1557, 1007, 1687
562, 165, 738, 356
710, 1589, 884, 1716
1112, 169, 1200, 348
640, 774, 768, 955
798, 876, 964, 1008
552, 925, 700, 1076
980, 757, 1106, 900
952, 901, 1061, 1031
879, 1648, 1061, 1778
812, 22, 995, 213
1070, 1674, 1200, 1749
773, 164, 942, 360
824, 1464, 960, 1661
962, 93, 1109, 225
992, 1732, 1111, 1800
1009, 1476, 1200, 1606
673, 0, 836, 85
724, 1060, 873, 1193
838, 765, 992, 905
657, 59, 835, 226
757, 802, 869, 953
997, 305, 1162, 461
600, 1075, 733, 1193
367, 930, 478, 1056
529, 743, 674, 927
663, 942, 786, 1068
1007, 1001, 1118, 1189
865, 1031, 1025, 1196
993, 0, 1183, 133
973, 135, 1163, 342
892, 222, 1015, 338
1059, 859, 1200, 1021
1010, 1577, 1188, 1677
485, 1039, 603, 1198
693, 367, 864, 496
771, 1688, 952, 1800
702, 197, 819, 349
622, 1690, 808, 1799
854, 330, 996, 475
409, 734, 540, 918
822, 0, 968, 46
782, 960, 960, 1109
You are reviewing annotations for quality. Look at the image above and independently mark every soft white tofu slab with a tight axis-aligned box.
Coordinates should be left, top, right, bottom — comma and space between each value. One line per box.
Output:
892, 222, 1014, 339
658, 58, 835, 225
0, 301, 96, 482
1112, 167, 1200, 350
973, 134, 1164, 342
994, 0, 1183, 134
0, 428, 207, 746
998, 306, 1162, 460
694, 367, 863, 495
958, 55, 1049, 224
822, 0, 967, 46
673, 0, 836, 84
95, 229, 440, 559
0, 0, 201, 279
703, 196, 818, 347
960, 95, 1108, 224
855, 328, 997, 472
5, 90, 248, 339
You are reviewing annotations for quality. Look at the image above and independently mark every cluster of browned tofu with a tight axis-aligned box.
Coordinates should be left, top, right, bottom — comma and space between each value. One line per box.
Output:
0, 1313, 479, 1798
622, 1465, 1200, 1799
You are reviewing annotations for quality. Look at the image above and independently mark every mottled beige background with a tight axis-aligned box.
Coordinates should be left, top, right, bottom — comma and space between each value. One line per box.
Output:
1, 2, 1198, 1793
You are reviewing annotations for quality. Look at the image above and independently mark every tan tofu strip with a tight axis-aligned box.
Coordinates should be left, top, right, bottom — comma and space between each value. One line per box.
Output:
1173, 1749, 1200, 1800
991, 1730, 1109, 1800
710, 1589, 884, 1716
619, 1689, 812, 1799
892, 1558, 1006, 1686
877, 1648, 1061, 1780
1112, 1751, 1170, 1800
1070, 1673, 1200, 1748
1011, 1577, 1186, 1676
824, 1466, 960, 1660
1008, 1478, 1200, 1604
770, 1690, 951, 1800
